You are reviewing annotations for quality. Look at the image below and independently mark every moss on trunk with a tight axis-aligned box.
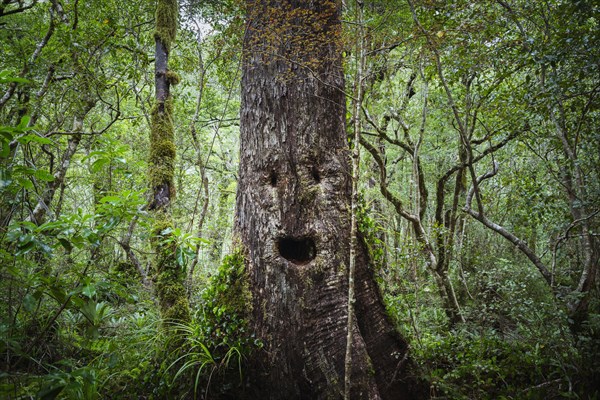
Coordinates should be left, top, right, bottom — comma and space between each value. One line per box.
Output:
149, 0, 189, 326
149, 98, 176, 195
152, 213, 190, 323
154, 0, 177, 52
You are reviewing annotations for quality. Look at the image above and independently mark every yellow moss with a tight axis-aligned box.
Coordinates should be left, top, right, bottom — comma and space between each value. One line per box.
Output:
165, 297, 190, 322
154, 0, 178, 52
149, 98, 176, 188
204, 249, 252, 315
199, 247, 258, 354
165, 70, 180, 85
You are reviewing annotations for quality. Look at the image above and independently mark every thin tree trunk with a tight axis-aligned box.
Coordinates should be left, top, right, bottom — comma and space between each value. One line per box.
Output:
28, 100, 95, 225
149, 0, 189, 324
463, 163, 553, 286
120, 214, 151, 288
361, 137, 464, 325
550, 107, 598, 323
345, 0, 365, 397
186, 37, 210, 288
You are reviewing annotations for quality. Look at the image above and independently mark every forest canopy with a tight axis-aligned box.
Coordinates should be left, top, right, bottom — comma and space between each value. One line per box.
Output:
0, 0, 598, 399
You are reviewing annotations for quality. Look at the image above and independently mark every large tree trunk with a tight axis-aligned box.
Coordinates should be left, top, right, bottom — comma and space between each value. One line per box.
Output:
235, 1, 423, 398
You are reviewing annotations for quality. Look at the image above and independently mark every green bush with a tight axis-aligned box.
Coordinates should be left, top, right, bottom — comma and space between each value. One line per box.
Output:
164, 250, 261, 399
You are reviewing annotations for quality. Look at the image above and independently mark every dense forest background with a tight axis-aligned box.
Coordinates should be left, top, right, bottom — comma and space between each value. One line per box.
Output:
1, 0, 598, 398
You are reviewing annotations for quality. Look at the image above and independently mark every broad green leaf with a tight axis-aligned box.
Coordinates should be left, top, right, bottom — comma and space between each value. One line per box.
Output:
36, 239, 53, 255
37, 384, 65, 400
34, 169, 55, 182
16, 177, 33, 190
0, 70, 30, 85
82, 284, 97, 299
57, 238, 73, 251
18, 133, 52, 145
17, 116, 31, 130
49, 286, 68, 304
176, 247, 185, 267
99, 195, 121, 204
0, 142, 10, 158
91, 158, 110, 173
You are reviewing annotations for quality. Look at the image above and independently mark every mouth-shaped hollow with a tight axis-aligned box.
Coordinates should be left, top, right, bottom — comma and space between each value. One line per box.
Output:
277, 236, 316, 265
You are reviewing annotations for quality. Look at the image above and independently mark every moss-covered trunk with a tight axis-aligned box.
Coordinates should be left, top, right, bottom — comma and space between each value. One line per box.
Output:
149, 0, 189, 324
235, 1, 424, 398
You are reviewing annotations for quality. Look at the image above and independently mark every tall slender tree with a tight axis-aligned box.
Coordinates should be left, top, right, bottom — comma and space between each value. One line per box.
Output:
235, 0, 423, 398
150, 0, 190, 323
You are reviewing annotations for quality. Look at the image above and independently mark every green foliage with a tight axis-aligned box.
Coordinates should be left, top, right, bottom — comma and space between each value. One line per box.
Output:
414, 326, 576, 400
1, 0, 598, 398
37, 366, 101, 400
0, 70, 31, 85
157, 251, 260, 398
164, 319, 245, 399
159, 226, 209, 268
152, 220, 191, 324
0, 115, 54, 198
356, 195, 386, 267
197, 250, 258, 355
82, 137, 131, 175
0, 262, 159, 399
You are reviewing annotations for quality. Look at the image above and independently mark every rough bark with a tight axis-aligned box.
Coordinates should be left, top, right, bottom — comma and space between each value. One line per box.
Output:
235, 1, 424, 398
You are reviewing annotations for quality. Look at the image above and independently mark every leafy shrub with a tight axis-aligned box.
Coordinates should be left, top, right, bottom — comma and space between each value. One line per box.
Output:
196, 250, 258, 356
164, 250, 261, 399
412, 324, 581, 399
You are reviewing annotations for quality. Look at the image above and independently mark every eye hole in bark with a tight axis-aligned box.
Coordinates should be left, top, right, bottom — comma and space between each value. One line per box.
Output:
278, 236, 316, 265
311, 165, 321, 183
269, 170, 278, 187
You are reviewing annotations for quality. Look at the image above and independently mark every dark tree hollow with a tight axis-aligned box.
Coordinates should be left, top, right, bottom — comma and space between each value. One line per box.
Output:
311, 165, 321, 183
269, 169, 278, 187
278, 236, 316, 264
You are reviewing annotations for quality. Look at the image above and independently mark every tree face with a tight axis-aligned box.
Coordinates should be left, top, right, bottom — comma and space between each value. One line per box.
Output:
237, 0, 349, 314
236, 2, 349, 396
235, 1, 420, 398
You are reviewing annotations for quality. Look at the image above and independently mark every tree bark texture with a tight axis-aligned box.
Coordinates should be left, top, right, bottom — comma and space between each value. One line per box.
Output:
235, 1, 423, 398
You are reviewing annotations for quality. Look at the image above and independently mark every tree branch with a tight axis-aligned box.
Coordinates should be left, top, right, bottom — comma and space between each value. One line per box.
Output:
463, 162, 553, 286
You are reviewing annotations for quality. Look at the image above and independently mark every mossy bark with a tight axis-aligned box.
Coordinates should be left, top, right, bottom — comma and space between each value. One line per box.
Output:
149, 0, 189, 325
235, 1, 426, 398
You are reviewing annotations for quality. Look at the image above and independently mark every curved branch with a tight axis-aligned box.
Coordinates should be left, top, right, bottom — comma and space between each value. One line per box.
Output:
0, 0, 38, 17
463, 163, 553, 286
